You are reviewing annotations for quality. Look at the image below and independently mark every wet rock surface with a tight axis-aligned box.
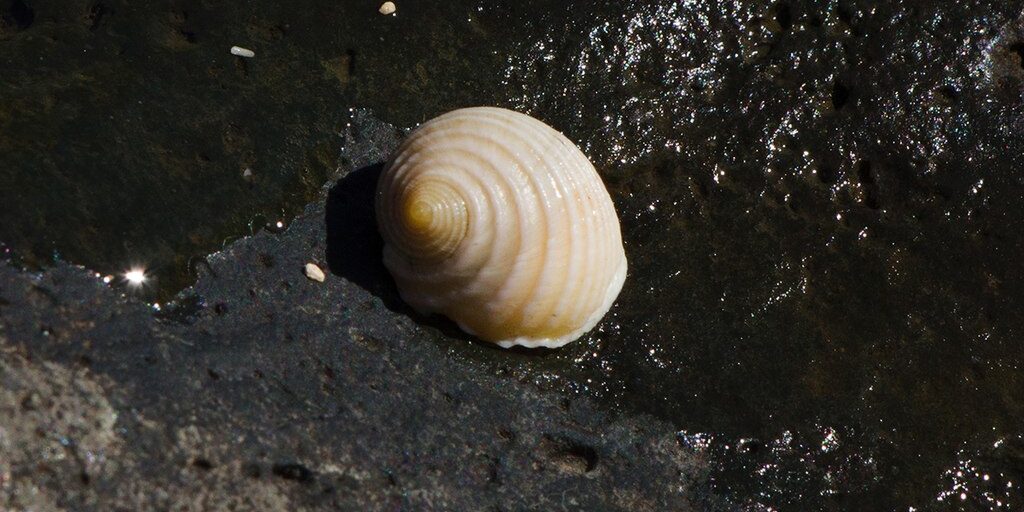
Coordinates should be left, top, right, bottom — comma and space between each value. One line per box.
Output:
7, 0, 1024, 509
496, 2, 1024, 509
0, 112, 720, 511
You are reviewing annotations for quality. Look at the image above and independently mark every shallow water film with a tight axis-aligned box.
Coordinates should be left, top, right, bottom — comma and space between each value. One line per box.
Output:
4, 0, 1024, 509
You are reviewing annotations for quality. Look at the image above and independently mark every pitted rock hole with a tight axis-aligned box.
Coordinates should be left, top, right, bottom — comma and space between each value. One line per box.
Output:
537, 435, 599, 475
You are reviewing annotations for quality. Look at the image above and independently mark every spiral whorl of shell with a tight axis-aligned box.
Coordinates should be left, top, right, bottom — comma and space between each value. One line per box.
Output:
375, 107, 627, 348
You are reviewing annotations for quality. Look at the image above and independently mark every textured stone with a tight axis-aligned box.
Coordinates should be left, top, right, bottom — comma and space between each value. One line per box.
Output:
0, 111, 723, 511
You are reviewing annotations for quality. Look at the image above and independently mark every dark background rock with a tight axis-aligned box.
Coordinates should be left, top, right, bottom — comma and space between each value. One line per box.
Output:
0, 0, 515, 297
0, 111, 723, 511
7, 0, 1024, 508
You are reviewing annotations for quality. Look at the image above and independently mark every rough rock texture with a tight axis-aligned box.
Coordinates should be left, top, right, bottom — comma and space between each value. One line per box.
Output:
0, 349, 120, 511
7, 1, 1024, 508
0, 112, 722, 511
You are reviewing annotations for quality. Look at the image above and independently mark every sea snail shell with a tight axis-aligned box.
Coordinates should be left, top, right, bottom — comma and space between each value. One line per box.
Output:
375, 107, 627, 348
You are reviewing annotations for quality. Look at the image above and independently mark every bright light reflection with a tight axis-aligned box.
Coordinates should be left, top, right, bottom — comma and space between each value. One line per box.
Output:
124, 268, 147, 286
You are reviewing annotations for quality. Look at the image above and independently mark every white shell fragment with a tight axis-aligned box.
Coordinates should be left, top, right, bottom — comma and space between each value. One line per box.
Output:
304, 263, 326, 282
230, 46, 255, 58
379, 2, 396, 15
376, 107, 628, 349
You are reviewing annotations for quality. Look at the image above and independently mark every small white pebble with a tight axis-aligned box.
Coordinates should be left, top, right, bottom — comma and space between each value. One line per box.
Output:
379, 1, 396, 15
304, 263, 326, 282
242, 168, 253, 178
230, 46, 255, 58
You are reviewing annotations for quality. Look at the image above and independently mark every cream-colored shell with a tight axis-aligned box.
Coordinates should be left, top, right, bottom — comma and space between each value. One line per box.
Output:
375, 107, 627, 348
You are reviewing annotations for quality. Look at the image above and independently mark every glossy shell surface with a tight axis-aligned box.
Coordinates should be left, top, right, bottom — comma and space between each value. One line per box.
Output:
376, 107, 627, 348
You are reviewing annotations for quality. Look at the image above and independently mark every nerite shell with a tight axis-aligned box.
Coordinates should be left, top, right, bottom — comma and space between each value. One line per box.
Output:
375, 107, 627, 348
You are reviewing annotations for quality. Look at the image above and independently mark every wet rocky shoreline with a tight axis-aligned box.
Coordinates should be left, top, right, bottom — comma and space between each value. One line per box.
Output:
0, 111, 723, 511
8, 0, 1024, 508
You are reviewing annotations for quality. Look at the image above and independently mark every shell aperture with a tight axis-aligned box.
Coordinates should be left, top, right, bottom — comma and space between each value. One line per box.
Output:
375, 107, 627, 348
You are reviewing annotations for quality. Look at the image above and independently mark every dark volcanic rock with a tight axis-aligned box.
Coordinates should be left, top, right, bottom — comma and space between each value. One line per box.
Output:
9, 1, 1024, 508
0, 112, 721, 511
